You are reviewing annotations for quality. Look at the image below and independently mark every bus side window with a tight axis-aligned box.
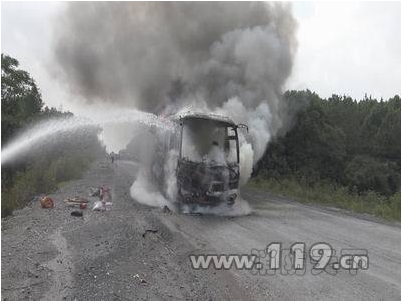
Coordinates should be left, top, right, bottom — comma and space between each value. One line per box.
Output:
226, 127, 238, 163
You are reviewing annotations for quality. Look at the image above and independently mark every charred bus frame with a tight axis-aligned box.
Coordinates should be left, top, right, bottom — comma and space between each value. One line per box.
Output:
173, 112, 247, 208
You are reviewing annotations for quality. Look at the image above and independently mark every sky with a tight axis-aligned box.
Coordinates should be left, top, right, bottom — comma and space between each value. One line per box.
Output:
1, 1, 401, 113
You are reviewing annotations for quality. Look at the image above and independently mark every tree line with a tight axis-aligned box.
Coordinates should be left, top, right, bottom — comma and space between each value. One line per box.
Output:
254, 90, 401, 198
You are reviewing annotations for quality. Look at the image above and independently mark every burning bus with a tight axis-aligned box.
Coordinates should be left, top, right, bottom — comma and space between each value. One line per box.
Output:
150, 111, 247, 211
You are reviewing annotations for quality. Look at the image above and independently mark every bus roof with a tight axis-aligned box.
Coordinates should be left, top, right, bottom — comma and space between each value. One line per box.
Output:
171, 111, 236, 126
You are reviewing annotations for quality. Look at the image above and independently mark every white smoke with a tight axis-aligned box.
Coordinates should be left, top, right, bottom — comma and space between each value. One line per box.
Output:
130, 169, 171, 208
181, 196, 252, 217
239, 143, 254, 186
51, 2, 298, 215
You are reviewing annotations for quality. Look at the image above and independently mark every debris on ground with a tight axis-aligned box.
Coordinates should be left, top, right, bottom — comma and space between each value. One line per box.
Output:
92, 185, 113, 211
64, 197, 89, 207
133, 274, 147, 284
70, 211, 83, 217
142, 229, 158, 238
188, 212, 203, 216
40, 196, 54, 209
89, 186, 101, 197
100, 185, 112, 202
92, 201, 112, 211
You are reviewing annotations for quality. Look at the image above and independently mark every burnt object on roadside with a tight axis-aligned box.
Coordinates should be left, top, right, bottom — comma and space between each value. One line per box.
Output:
70, 211, 83, 217
142, 229, 158, 238
150, 112, 246, 212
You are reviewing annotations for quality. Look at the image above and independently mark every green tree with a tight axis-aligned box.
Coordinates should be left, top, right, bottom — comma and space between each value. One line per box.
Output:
1, 54, 44, 143
373, 96, 401, 161
254, 90, 400, 197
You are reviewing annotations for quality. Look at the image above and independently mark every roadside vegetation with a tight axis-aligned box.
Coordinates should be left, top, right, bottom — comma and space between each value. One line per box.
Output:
253, 90, 401, 221
1, 54, 105, 217
249, 178, 400, 220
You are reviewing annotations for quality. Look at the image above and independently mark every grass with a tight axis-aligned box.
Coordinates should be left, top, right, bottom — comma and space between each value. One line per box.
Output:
248, 177, 401, 221
1, 153, 96, 217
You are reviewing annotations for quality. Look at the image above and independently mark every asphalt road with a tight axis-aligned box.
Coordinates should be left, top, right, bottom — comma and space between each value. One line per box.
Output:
1, 160, 400, 300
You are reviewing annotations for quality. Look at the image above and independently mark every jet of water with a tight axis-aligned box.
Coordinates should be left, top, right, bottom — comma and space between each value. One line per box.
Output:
1, 108, 173, 165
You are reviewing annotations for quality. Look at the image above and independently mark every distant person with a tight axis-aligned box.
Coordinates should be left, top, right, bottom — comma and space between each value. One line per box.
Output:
111, 154, 114, 164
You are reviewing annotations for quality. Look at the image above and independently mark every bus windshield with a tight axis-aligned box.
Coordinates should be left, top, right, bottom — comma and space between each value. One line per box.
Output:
181, 118, 238, 164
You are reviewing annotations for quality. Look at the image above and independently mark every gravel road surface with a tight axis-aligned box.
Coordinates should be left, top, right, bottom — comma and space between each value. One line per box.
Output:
2, 160, 400, 300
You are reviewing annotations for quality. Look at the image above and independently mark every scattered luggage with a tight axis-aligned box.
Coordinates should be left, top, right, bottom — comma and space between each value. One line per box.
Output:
92, 201, 112, 211
64, 196, 89, 207
89, 186, 101, 197
92, 185, 113, 211
40, 196, 54, 209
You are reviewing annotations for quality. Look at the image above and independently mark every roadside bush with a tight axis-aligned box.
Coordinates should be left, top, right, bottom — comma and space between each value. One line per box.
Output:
1, 128, 105, 217
344, 155, 400, 196
1, 152, 98, 217
248, 177, 401, 221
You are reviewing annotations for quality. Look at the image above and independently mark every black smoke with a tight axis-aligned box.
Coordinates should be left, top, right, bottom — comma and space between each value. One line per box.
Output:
53, 1, 297, 164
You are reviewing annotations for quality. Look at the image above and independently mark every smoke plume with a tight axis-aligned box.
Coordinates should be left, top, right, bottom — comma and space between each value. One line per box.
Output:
53, 1, 296, 156
53, 2, 297, 206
